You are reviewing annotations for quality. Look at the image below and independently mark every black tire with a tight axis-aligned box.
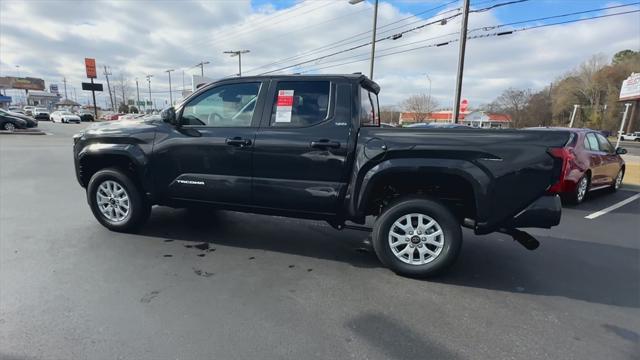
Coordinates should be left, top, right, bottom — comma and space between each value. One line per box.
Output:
2, 122, 16, 132
609, 169, 624, 192
567, 174, 589, 204
372, 197, 462, 278
87, 168, 150, 232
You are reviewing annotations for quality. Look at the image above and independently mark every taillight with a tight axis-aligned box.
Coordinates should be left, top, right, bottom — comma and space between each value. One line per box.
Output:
547, 147, 574, 192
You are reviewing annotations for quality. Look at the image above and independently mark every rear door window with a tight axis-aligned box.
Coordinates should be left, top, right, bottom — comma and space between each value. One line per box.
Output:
270, 81, 330, 127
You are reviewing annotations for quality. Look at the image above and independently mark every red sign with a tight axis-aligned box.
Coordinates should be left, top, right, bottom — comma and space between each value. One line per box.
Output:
460, 99, 469, 112
277, 90, 294, 106
85, 58, 97, 78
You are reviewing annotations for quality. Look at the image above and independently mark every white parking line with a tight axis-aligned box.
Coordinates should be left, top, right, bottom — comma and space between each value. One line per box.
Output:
585, 193, 640, 219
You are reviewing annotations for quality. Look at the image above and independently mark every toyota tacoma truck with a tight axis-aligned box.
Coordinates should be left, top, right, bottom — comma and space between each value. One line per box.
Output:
73, 74, 569, 277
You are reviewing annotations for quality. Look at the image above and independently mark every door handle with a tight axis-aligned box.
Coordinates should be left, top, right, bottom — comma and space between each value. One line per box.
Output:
310, 140, 340, 149
226, 137, 252, 147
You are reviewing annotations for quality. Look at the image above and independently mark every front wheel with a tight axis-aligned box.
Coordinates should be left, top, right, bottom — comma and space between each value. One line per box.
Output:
2, 122, 16, 132
87, 168, 150, 232
610, 169, 624, 192
372, 197, 462, 278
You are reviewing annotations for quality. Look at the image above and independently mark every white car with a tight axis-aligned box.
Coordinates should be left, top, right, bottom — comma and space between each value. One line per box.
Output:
621, 132, 640, 142
23, 106, 35, 116
50, 110, 81, 124
33, 107, 50, 120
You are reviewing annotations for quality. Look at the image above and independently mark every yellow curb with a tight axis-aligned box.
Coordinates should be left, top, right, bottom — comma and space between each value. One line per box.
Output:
624, 163, 640, 186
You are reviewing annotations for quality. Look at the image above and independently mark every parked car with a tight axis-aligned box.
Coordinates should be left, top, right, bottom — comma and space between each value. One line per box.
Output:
0, 108, 37, 127
527, 127, 626, 204
73, 74, 570, 277
33, 107, 50, 121
23, 106, 35, 116
77, 111, 94, 122
0, 111, 28, 131
620, 132, 640, 142
8, 106, 24, 114
51, 110, 81, 124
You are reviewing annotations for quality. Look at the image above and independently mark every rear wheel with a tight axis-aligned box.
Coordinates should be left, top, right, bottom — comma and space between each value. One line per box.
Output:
372, 197, 462, 278
568, 175, 589, 204
87, 168, 151, 232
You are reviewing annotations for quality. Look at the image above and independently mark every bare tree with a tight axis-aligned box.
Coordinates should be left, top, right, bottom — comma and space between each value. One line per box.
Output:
400, 94, 439, 123
493, 88, 531, 128
113, 74, 131, 112
380, 105, 400, 125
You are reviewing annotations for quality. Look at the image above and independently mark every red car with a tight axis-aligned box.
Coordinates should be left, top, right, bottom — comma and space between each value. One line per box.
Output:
530, 128, 627, 204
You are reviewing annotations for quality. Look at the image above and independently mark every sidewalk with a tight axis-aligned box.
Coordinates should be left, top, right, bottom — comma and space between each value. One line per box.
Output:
622, 155, 640, 186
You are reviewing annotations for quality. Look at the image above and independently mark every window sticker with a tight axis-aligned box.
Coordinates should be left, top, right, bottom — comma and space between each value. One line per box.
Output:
275, 90, 294, 123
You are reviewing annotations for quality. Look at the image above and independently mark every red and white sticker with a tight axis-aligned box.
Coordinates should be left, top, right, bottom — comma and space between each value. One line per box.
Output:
275, 90, 294, 123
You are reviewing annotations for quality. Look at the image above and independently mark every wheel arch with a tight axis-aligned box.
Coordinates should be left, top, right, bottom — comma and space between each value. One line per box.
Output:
350, 158, 490, 224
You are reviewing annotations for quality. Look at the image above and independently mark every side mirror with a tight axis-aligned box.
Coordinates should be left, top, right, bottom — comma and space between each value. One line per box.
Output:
160, 107, 177, 125
616, 147, 627, 155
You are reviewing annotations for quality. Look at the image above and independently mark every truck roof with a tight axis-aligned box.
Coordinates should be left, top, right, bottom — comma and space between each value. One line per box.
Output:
215, 73, 380, 94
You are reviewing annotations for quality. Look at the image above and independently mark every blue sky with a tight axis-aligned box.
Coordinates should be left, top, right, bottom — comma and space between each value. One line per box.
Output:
253, 0, 640, 24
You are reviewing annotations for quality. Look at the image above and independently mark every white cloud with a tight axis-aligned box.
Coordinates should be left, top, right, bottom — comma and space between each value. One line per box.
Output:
0, 0, 638, 109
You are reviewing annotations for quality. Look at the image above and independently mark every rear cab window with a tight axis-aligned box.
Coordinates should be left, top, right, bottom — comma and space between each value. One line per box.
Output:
270, 81, 331, 127
360, 86, 380, 127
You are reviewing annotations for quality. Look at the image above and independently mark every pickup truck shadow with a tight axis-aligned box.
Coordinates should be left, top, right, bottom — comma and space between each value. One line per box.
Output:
139, 206, 380, 269
139, 207, 638, 308
438, 232, 639, 309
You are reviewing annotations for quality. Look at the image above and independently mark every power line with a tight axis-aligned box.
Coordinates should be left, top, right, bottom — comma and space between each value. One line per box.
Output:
257, 11, 463, 75
295, 9, 640, 74
243, 0, 461, 74
252, 0, 533, 75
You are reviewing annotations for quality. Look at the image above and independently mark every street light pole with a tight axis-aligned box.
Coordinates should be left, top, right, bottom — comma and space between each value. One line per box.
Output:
146, 74, 153, 113
349, 0, 378, 79
224, 50, 250, 76
452, 0, 470, 124
194, 61, 210, 77
165, 69, 174, 105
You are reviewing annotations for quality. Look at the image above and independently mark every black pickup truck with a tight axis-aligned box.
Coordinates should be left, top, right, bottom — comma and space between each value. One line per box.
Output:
73, 74, 569, 277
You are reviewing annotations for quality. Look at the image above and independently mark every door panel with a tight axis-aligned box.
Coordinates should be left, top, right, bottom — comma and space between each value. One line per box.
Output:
595, 133, 619, 183
585, 132, 606, 185
252, 80, 352, 214
151, 80, 267, 205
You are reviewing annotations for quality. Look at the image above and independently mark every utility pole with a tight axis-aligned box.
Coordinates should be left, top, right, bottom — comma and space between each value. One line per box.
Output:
194, 61, 210, 77
72, 87, 77, 102
568, 104, 580, 127
146, 74, 153, 113
616, 103, 632, 149
165, 69, 174, 105
349, 0, 378, 79
224, 50, 250, 76
103, 66, 114, 111
63, 77, 68, 99
120, 75, 126, 112
135, 78, 141, 112
452, 0, 470, 124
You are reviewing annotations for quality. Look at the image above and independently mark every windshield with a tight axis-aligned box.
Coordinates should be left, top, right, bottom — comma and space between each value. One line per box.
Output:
61, 111, 73, 115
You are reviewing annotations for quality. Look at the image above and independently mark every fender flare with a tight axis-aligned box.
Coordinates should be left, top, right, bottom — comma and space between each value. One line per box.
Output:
349, 157, 492, 224
76, 143, 151, 191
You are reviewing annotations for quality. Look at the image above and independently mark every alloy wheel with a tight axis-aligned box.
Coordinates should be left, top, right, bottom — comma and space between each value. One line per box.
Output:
388, 213, 445, 265
577, 176, 588, 202
3, 123, 15, 132
96, 180, 130, 222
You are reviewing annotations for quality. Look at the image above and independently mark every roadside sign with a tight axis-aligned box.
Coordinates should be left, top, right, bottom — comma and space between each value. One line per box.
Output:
49, 84, 59, 94
127, 99, 134, 106
619, 72, 640, 101
81, 82, 103, 91
137, 101, 145, 106
460, 99, 469, 112
85, 58, 97, 78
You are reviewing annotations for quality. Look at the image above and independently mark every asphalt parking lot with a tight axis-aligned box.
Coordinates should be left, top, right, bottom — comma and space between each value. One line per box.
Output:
1, 122, 639, 360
